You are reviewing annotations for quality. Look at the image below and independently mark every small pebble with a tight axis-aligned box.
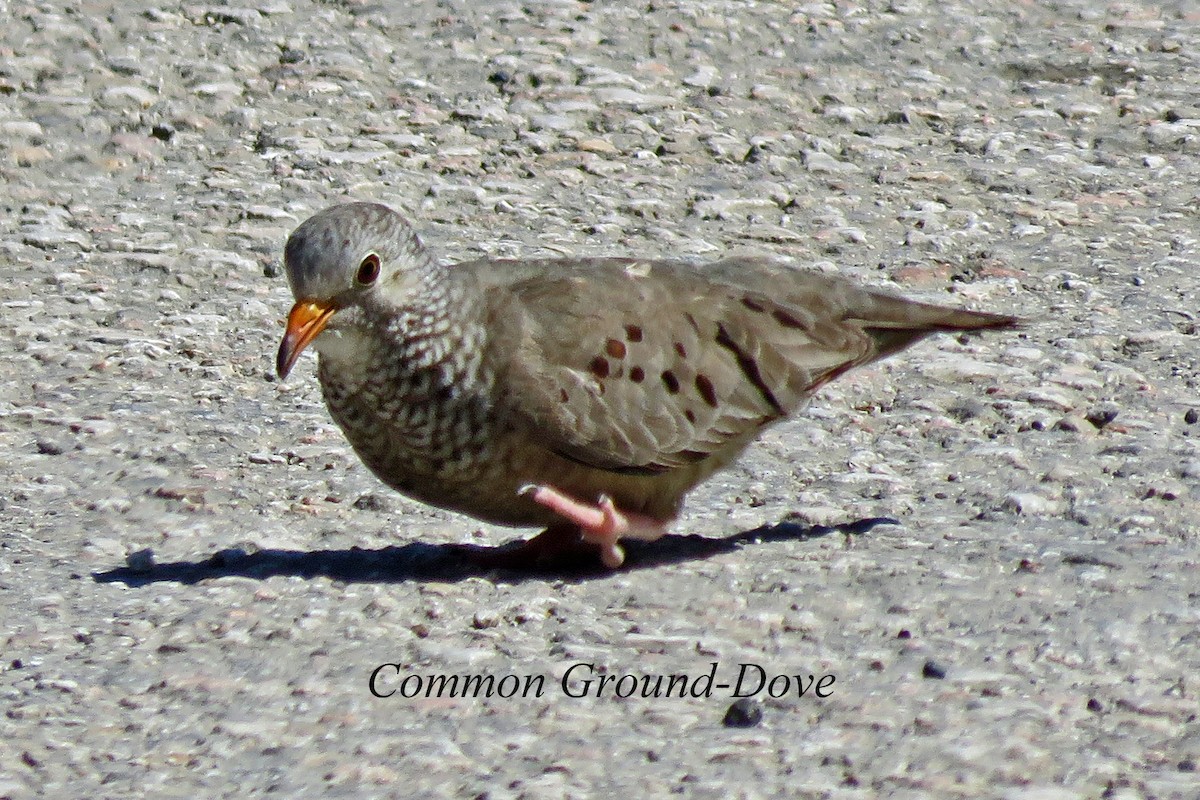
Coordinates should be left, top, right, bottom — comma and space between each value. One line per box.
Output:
722, 698, 764, 728
1003, 492, 1062, 516
353, 494, 390, 512
922, 660, 948, 680
36, 439, 65, 455
1085, 406, 1119, 429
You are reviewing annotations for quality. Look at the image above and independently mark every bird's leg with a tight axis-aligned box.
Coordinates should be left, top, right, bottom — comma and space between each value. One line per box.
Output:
520, 484, 669, 568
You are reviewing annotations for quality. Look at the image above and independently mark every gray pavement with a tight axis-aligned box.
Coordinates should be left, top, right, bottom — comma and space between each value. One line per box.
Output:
2, 0, 1198, 797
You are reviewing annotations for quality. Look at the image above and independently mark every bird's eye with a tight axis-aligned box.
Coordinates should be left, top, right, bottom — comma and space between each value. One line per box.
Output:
356, 254, 381, 285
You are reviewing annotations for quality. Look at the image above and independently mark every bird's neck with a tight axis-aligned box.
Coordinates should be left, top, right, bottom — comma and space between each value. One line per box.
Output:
316, 268, 497, 473
361, 267, 491, 406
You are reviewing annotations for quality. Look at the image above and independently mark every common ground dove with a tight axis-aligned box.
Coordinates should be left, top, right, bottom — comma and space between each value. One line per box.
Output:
276, 202, 1017, 568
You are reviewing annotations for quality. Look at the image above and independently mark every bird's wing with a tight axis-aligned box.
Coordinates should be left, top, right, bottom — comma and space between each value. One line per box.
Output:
477, 257, 1012, 475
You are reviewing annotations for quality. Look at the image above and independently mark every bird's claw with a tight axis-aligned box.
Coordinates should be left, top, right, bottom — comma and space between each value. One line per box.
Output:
519, 484, 668, 569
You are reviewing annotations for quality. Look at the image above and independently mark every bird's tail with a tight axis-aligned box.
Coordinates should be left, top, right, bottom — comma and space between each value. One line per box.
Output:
854, 295, 1020, 360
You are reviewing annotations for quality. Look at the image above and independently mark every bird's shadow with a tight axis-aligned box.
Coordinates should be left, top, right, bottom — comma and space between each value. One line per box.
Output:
91, 517, 899, 587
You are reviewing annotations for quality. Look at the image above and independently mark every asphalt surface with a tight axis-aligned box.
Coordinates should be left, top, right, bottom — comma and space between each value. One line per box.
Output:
2, 0, 1199, 797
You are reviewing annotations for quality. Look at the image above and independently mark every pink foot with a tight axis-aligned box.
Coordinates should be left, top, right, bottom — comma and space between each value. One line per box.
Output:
520, 485, 669, 568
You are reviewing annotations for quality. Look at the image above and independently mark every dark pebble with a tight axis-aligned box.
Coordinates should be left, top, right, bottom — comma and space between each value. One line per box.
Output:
253, 131, 279, 154
1085, 405, 1119, 429
722, 698, 763, 728
1053, 416, 1082, 432
922, 660, 947, 679
947, 398, 986, 421
353, 494, 390, 512
1186, 408, 1198, 425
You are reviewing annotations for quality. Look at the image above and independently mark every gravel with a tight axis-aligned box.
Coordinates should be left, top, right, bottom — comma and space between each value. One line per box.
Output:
2, 0, 1199, 797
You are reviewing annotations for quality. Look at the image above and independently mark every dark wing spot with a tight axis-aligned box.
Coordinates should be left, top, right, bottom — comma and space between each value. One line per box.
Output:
662, 370, 680, 394
674, 342, 687, 358
625, 324, 644, 342
714, 323, 785, 417
742, 296, 766, 312
559, 388, 569, 403
772, 308, 807, 330
605, 338, 627, 359
589, 356, 610, 379
679, 449, 709, 463
694, 374, 719, 408
684, 409, 696, 424
630, 366, 645, 383
683, 312, 701, 334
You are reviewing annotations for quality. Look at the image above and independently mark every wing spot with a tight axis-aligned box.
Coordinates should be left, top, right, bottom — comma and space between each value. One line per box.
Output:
559, 388, 569, 403
661, 370, 680, 394
674, 342, 687, 358
683, 312, 700, 333
605, 338, 627, 359
772, 308, 807, 330
684, 409, 696, 424
624, 324, 644, 342
742, 296, 766, 312
694, 374, 719, 408
589, 356, 610, 379
630, 366, 645, 383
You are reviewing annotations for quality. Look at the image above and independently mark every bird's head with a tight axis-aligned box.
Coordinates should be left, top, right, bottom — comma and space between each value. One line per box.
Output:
275, 202, 432, 379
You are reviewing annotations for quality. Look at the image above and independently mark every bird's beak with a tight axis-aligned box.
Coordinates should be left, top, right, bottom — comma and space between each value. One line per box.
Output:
276, 300, 337, 379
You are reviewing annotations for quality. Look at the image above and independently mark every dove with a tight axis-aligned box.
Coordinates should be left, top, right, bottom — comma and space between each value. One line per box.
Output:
276, 202, 1016, 568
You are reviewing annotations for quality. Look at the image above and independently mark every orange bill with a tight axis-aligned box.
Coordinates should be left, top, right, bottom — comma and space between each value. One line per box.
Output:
276, 300, 337, 379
